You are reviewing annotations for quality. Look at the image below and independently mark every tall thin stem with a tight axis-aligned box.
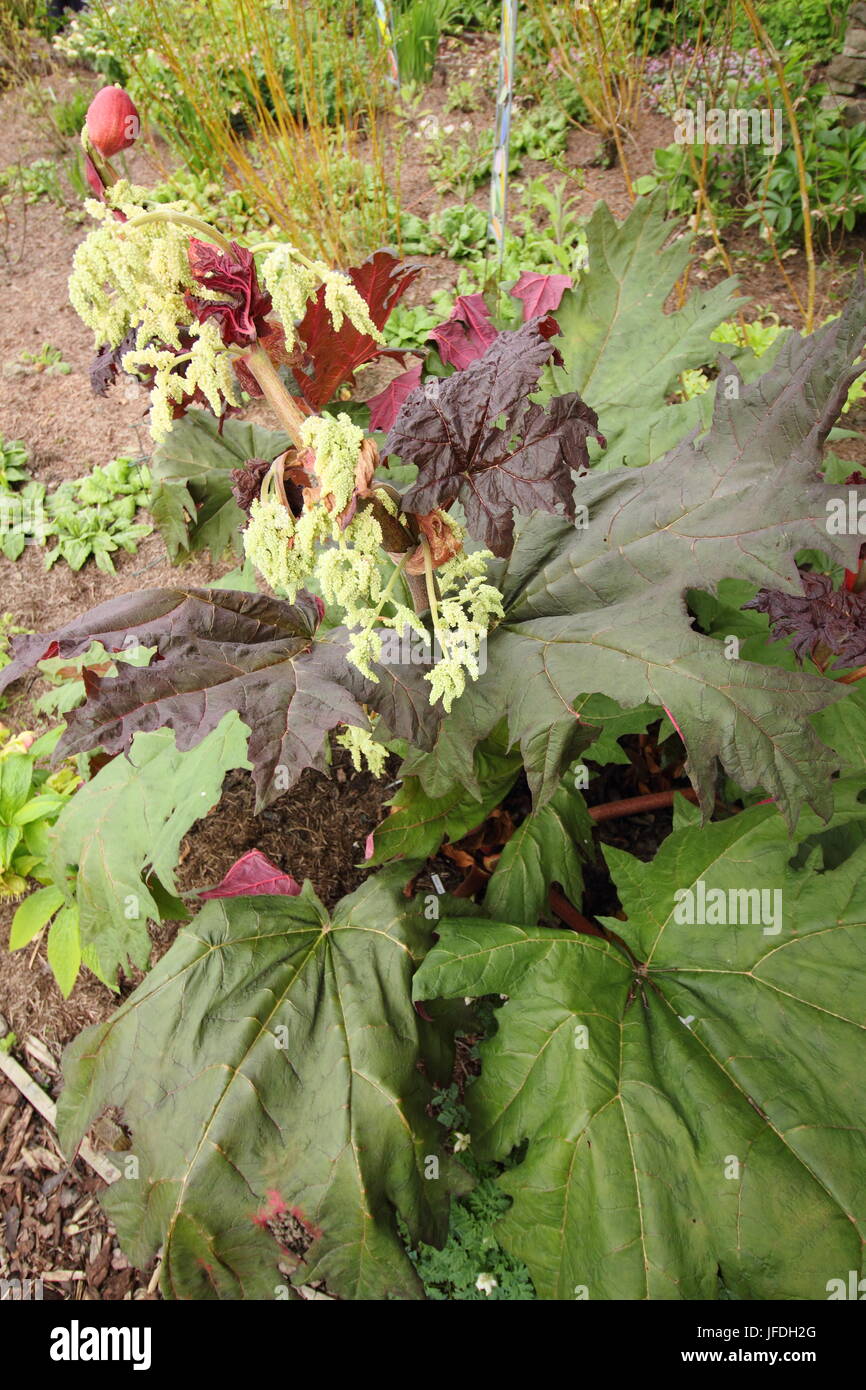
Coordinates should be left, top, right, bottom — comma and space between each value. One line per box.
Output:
741, 0, 816, 331
420, 536, 440, 630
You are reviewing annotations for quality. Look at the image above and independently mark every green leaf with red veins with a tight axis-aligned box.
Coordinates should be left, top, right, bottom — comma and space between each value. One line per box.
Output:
409, 282, 866, 825
388, 321, 604, 557
57, 866, 463, 1300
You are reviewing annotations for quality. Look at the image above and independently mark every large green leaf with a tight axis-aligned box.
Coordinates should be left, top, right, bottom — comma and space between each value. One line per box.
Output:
549, 194, 743, 469
412, 284, 866, 824
484, 780, 593, 925
813, 683, 866, 773
58, 867, 462, 1300
415, 781, 866, 1299
49, 712, 251, 985
150, 409, 289, 561
369, 739, 521, 865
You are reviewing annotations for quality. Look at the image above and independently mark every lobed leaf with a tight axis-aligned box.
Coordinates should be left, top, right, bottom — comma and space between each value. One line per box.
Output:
369, 741, 521, 865
549, 193, 743, 469
409, 283, 866, 825
389, 320, 604, 556
484, 781, 593, 925
415, 782, 866, 1299
0, 587, 441, 810
49, 714, 251, 985
58, 867, 462, 1300
149, 410, 290, 561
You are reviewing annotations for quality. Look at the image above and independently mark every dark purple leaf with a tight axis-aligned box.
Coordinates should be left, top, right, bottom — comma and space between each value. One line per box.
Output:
0, 588, 440, 809
746, 570, 866, 669
90, 327, 138, 396
387, 321, 605, 556
230, 457, 272, 514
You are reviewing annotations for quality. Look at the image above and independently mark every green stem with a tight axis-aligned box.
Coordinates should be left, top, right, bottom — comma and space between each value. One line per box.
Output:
124, 208, 234, 254
247, 239, 320, 270
246, 239, 292, 256
420, 536, 440, 630
369, 552, 410, 626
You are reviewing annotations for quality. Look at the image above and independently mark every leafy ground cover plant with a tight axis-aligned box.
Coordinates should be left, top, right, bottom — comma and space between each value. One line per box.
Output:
745, 107, 866, 247
0, 433, 29, 489
8, 342, 71, 375
0, 445, 152, 569
0, 720, 80, 913
4, 88, 866, 1299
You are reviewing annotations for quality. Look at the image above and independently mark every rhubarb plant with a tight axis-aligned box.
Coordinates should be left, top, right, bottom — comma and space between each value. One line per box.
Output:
4, 87, 866, 1300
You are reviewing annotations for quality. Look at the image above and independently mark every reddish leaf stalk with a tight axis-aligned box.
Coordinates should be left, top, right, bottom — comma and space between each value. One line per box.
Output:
548, 888, 606, 938
588, 788, 699, 822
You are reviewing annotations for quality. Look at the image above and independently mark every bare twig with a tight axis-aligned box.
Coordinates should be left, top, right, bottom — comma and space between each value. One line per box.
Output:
0, 1048, 121, 1185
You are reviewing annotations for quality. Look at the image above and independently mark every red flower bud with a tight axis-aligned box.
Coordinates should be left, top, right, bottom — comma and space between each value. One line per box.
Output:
85, 86, 140, 158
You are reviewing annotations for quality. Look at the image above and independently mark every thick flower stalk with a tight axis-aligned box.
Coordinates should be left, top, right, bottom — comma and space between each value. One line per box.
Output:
67, 121, 504, 716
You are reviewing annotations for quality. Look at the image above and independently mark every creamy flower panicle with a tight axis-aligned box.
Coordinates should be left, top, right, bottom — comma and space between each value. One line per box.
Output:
67, 138, 505, 726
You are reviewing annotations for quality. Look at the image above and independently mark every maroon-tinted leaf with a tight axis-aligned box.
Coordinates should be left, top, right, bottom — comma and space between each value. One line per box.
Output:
186, 239, 273, 347
230, 457, 273, 514
90, 326, 138, 396
0, 587, 440, 809
428, 294, 497, 370
746, 570, 866, 669
199, 849, 301, 899
0, 588, 318, 689
84, 151, 105, 199
292, 251, 420, 410
388, 321, 605, 556
510, 271, 572, 320
366, 361, 423, 431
